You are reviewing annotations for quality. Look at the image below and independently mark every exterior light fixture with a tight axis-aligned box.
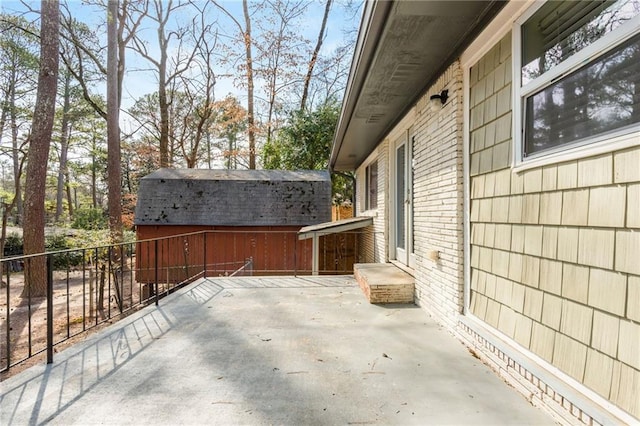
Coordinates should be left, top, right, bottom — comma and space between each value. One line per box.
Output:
430, 89, 448, 105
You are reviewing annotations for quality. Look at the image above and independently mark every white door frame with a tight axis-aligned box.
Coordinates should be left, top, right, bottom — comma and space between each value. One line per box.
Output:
390, 130, 415, 268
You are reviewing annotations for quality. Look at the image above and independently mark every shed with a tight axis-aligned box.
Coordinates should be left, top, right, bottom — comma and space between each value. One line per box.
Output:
134, 168, 331, 226
134, 169, 331, 281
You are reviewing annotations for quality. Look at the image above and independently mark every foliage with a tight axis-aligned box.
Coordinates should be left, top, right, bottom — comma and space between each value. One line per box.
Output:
44, 229, 135, 269
262, 100, 339, 170
3, 1, 359, 258
0, 13, 40, 226
66, 108, 108, 209
2, 227, 135, 258
212, 95, 248, 169
262, 100, 353, 205
71, 207, 108, 230
4, 232, 23, 256
68, 229, 136, 250
0, 190, 15, 204
45, 233, 72, 251
121, 193, 137, 230
330, 172, 354, 207
43, 234, 82, 269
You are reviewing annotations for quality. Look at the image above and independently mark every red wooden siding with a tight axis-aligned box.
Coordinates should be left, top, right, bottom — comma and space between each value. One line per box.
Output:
135, 225, 314, 283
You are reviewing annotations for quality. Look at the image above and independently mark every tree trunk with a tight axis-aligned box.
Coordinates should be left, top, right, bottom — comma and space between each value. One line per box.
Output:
10, 79, 23, 226
158, 74, 170, 167
107, 0, 123, 243
301, 0, 332, 111
65, 169, 74, 218
55, 72, 72, 223
91, 134, 97, 208
0, 89, 6, 143
227, 136, 233, 170
22, 0, 60, 298
156, 0, 171, 169
206, 132, 212, 169
242, 0, 256, 169
117, 1, 128, 110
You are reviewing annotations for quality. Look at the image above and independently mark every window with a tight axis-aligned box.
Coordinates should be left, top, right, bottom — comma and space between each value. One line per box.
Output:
516, 0, 640, 161
365, 161, 378, 210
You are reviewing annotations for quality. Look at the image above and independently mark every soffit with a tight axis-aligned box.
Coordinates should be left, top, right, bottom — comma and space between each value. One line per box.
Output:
331, 0, 506, 171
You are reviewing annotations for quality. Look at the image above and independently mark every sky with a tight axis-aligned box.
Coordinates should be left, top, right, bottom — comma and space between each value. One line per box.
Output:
1, 0, 361, 117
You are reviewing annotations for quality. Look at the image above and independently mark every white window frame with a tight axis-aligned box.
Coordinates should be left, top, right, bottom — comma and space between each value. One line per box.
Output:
513, 2, 640, 171
365, 160, 378, 211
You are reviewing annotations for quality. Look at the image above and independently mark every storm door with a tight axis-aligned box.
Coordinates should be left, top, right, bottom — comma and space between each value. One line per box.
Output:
393, 133, 415, 268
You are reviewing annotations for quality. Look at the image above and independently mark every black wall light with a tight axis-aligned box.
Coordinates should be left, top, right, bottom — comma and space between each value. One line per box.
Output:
430, 89, 448, 105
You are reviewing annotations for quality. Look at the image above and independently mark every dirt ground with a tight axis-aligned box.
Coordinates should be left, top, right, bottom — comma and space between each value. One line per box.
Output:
0, 260, 150, 380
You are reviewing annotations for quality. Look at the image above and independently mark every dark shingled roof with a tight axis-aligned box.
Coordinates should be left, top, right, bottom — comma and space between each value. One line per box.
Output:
134, 169, 332, 227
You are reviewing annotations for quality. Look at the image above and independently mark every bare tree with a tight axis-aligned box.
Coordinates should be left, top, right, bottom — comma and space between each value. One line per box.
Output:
255, 0, 308, 147
22, 0, 60, 297
60, 0, 143, 240
300, 0, 331, 111
54, 70, 72, 222
172, 3, 218, 168
59, 8, 106, 120
129, 0, 206, 168
60, 0, 144, 119
107, 0, 122, 241
301, 1, 359, 110
241, 0, 256, 169
212, 0, 257, 169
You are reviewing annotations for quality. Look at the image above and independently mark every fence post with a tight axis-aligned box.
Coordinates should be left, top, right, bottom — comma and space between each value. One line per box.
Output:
154, 240, 159, 306
46, 255, 54, 365
312, 233, 319, 276
5, 260, 11, 370
203, 232, 207, 279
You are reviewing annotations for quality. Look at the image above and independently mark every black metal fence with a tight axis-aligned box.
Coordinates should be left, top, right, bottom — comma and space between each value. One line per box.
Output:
0, 229, 370, 374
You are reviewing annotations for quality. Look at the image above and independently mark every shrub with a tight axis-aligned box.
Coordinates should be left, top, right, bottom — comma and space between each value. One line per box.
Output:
67, 229, 137, 265
46, 233, 83, 269
4, 232, 23, 256
1, 228, 137, 270
71, 208, 108, 230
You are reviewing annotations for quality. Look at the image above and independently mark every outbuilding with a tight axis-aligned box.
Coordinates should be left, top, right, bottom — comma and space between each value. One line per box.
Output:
134, 168, 331, 281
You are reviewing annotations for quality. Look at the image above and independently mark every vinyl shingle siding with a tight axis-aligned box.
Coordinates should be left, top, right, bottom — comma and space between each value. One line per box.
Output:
468, 33, 640, 418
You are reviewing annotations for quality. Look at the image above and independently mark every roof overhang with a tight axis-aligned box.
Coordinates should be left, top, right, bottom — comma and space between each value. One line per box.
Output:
330, 0, 506, 171
298, 216, 374, 240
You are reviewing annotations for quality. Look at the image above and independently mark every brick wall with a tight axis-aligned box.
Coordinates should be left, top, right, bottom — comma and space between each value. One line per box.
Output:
468, 32, 640, 419
356, 143, 388, 263
412, 62, 465, 328
354, 63, 465, 326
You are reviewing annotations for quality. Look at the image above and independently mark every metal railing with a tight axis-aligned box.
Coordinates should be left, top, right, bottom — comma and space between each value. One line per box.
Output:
0, 228, 371, 374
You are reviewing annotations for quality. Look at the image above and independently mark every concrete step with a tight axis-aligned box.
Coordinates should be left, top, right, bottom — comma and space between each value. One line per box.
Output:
354, 263, 415, 304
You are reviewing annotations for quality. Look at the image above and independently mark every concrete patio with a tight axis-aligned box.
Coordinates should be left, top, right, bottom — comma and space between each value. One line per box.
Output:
1, 276, 553, 425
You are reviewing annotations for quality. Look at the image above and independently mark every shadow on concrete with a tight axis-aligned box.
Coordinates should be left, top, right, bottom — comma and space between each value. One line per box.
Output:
1, 275, 553, 425
0, 280, 224, 425
1, 277, 358, 425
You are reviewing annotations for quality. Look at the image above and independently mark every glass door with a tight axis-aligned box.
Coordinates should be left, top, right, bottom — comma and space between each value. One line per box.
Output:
394, 133, 414, 268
